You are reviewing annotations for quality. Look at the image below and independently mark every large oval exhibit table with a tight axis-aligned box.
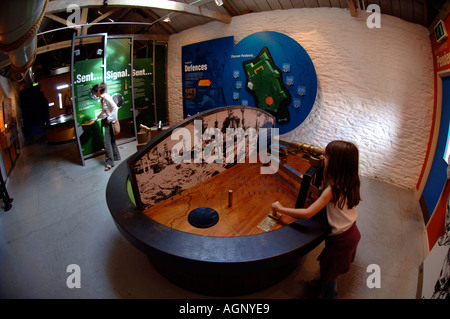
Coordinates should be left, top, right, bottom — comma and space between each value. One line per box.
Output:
106, 106, 329, 295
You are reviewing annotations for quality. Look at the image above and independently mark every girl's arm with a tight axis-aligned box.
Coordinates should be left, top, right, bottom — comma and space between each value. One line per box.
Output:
272, 186, 333, 219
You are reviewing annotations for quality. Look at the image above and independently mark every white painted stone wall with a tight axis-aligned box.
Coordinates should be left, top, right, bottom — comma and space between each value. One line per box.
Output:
167, 8, 434, 190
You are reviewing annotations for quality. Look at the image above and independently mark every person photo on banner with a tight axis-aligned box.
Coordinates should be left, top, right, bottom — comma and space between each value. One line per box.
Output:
92, 82, 121, 171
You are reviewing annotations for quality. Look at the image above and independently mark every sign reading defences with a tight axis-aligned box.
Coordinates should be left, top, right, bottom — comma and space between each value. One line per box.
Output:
182, 36, 234, 118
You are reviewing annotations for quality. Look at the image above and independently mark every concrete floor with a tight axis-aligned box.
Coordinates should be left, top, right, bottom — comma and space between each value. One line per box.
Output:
0, 137, 426, 299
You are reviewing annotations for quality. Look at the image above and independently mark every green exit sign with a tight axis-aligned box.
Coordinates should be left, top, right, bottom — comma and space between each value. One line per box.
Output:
435, 20, 448, 43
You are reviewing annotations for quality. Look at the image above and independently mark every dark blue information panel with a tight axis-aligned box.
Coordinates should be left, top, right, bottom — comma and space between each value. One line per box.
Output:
182, 36, 234, 118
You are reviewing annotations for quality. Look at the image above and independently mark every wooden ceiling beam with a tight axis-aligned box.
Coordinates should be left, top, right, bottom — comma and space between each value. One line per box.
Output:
45, 9, 88, 36
78, 8, 89, 36
139, 8, 177, 35
346, 0, 358, 17
36, 33, 170, 56
86, 8, 121, 31
222, 0, 239, 16
45, 13, 77, 27
45, 0, 232, 24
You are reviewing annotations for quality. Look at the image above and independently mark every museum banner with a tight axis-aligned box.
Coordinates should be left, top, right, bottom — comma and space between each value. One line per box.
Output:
133, 57, 154, 128
72, 57, 105, 156
72, 36, 134, 160
105, 37, 133, 122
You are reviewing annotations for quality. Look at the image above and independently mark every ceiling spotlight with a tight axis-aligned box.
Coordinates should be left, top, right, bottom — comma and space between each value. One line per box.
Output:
163, 16, 171, 23
56, 84, 69, 90
215, 0, 223, 6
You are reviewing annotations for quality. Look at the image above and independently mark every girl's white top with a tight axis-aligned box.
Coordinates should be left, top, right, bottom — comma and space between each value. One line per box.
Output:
326, 200, 358, 235
97, 93, 118, 123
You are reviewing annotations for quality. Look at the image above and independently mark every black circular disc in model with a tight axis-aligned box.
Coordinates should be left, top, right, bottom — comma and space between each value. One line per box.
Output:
188, 207, 219, 228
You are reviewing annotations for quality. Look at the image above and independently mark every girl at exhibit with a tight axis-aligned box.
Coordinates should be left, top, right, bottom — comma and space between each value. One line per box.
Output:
92, 82, 121, 171
271, 140, 361, 298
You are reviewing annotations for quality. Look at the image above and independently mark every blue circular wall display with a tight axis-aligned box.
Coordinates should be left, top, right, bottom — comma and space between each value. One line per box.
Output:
223, 31, 317, 135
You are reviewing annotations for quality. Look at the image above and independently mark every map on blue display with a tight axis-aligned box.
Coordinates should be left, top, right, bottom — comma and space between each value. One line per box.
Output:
223, 31, 317, 134
181, 32, 317, 134
243, 46, 291, 124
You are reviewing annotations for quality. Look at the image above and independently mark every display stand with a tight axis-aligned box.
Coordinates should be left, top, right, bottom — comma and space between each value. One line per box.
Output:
106, 106, 329, 295
71, 33, 107, 166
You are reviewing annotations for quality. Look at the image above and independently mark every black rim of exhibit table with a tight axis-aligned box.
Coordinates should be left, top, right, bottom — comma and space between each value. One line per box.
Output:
106, 159, 329, 296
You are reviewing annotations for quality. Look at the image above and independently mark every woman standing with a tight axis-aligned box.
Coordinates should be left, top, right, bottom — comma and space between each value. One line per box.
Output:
92, 82, 121, 171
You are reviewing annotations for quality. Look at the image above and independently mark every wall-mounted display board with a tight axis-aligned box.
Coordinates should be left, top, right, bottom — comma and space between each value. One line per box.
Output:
223, 32, 317, 135
182, 36, 234, 118
182, 32, 317, 135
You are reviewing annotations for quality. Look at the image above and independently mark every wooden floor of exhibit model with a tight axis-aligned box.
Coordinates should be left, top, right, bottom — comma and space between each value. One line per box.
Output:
143, 159, 310, 237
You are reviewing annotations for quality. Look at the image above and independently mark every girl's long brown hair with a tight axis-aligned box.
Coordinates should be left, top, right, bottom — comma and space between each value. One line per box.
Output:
325, 140, 361, 210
